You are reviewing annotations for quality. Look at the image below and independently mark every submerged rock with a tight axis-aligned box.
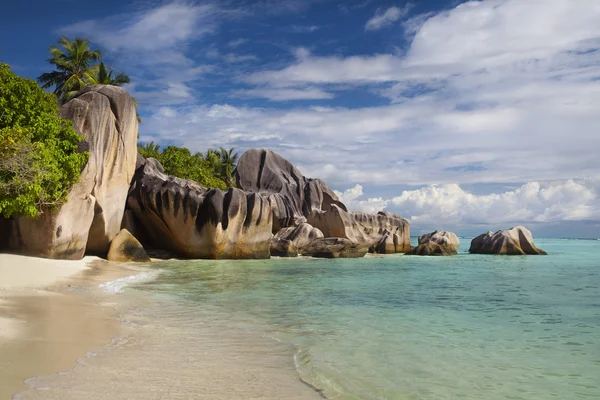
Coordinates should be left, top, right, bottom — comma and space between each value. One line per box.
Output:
107, 229, 151, 262
469, 226, 546, 255
407, 230, 460, 256
1, 85, 138, 259
301, 238, 369, 258
126, 158, 273, 259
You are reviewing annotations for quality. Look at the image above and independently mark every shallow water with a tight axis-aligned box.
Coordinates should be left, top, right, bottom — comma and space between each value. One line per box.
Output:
17, 239, 600, 399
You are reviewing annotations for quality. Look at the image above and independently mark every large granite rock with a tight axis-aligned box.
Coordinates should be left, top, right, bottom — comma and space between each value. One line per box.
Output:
235, 148, 346, 232
271, 223, 324, 257
1, 86, 138, 259
107, 229, 151, 263
469, 226, 547, 255
308, 206, 411, 253
407, 230, 460, 256
301, 238, 369, 258
235, 148, 410, 253
126, 158, 273, 259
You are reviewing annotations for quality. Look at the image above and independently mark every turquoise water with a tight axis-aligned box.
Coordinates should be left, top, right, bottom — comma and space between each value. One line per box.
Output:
136, 239, 600, 400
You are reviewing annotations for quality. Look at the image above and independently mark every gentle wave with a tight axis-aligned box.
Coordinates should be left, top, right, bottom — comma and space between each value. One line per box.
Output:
98, 270, 163, 294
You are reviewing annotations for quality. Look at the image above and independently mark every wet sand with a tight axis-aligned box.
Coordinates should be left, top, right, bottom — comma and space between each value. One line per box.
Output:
0, 257, 145, 399
0, 256, 321, 400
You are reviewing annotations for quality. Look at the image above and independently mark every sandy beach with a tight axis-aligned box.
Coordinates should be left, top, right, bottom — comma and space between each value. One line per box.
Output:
0, 255, 143, 399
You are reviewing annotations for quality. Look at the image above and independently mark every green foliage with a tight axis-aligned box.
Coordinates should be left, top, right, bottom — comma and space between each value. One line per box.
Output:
137, 141, 161, 159
90, 62, 131, 86
204, 147, 239, 187
38, 37, 131, 103
0, 63, 88, 218
137, 142, 227, 190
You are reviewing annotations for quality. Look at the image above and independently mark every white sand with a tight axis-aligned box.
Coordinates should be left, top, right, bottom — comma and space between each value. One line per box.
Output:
0, 255, 139, 398
0, 254, 100, 290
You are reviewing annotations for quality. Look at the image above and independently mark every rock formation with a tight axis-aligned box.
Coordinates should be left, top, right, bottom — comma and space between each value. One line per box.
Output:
1, 86, 138, 259
271, 223, 324, 257
308, 207, 411, 253
235, 149, 410, 254
235, 149, 346, 232
107, 229, 151, 262
125, 158, 273, 259
301, 238, 369, 258
406, 230, 460, 256
469, 226, 547, 255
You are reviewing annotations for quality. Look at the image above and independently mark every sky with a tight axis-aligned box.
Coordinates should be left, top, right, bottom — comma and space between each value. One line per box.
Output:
1, 0, 600, 237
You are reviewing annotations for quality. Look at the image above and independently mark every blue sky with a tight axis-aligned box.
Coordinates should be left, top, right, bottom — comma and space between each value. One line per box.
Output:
1, 0, 600, 237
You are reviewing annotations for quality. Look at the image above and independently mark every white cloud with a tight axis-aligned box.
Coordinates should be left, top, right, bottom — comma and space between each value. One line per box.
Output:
62, 3, 217, 52
228, 38, 248, 48
288, 25, 320, 33
334, 185, 391, 214
334, 179, 600, 227
232, 87, 334, 101
365, 6, 409, 31
390, 179, 600, 225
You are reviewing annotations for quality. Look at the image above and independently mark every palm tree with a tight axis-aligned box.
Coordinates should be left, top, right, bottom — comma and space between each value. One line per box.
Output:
137, 141, 161, 159
37, 37, 102, 102
218, 147, 239, 187
90, 62, 130, 86
205, 149, 222, 176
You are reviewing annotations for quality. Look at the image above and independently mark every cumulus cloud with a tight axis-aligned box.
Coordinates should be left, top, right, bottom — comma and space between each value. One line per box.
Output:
335, 179, 600, 228
334, 185, 390, 214
365, 6, 409, 31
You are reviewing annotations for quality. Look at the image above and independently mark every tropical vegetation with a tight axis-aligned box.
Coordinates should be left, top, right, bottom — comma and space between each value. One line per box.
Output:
37, 37, 130, 103
0, 63, 88, 218
137, 142, 239, 190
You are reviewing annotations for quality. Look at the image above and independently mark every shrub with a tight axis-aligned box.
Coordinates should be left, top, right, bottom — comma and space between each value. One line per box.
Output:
0, 63, 88, 218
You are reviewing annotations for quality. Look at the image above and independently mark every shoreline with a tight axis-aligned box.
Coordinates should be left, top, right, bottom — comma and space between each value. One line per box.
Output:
0, 255, 150, 399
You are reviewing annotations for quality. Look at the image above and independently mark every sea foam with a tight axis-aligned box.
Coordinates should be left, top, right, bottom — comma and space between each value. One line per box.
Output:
99, 270, 162, 294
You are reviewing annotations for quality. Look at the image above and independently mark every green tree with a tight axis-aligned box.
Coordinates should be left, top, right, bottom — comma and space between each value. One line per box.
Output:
159, 146, 227, 190
89, 62, 130, 86
0, 63, 88, 218
37, 37, 102, 102
137, 141, 161, 159
218, 147, 238, 187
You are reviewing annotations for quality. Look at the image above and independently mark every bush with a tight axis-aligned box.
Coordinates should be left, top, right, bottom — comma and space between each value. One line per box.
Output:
158, 146, 227, 190
0, 63, 88, 218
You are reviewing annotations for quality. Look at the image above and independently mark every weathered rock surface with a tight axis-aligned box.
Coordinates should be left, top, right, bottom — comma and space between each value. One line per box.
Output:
308, 207, 411, 253
235, 148, 346, 232
1, 85, 138, 259
270, 238, 299, 257
469, 226, 547, 255
271, 223, 324, 256
126, 158, 273, 259
301, 238, 369, 258
407, 230, 460, 256
107, 229, 151, 262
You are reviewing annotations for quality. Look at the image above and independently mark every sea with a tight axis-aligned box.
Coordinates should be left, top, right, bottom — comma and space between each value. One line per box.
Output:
15, 238, 600, 400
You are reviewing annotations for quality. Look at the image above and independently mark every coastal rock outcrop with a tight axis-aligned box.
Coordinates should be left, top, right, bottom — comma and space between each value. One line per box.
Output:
469, 226, 547, 255
308, 207, 411, 253
235, 148, 346, 232
126, 158, 273, 259
235, 149, 411, 253
107, 229, 151, 263
301, 238, 369, 258
1, 86, 138, 259
406, 230, 460, 256
270, 223, 324, 257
